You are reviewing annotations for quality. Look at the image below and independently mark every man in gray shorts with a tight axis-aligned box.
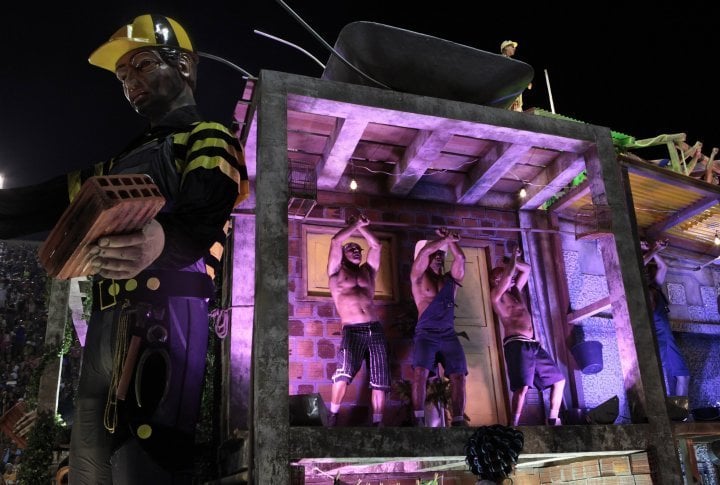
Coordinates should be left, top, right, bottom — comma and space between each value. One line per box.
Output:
327, 215, 390, 426
490, 246, 565, 426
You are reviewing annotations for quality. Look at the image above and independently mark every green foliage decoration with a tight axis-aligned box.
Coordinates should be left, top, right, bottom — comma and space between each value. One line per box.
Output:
16, 411, 68, 484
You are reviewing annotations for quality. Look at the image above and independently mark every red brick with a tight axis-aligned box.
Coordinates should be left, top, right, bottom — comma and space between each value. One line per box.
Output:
324, 207, 343, 220
511, 470, 540, 485
305, 362, 324, 380
539, 465, 560, 483
316, 303, 335, 318
293, 340, 314, 358
305, 321, 324, 337
630, 452, 650, 474
445, 216, 461, 227
633, 474, 653, 484
581, 459, 601, 478
288, 320, 304, 337
307, 205, 324, 218
288, 258, 298, 276
297, 384, 314, 395
294, 303, 313, 318
600, 456, 631, 476
288, 238, 301, 257
588, 477, 635, 484
461, 217, 479, 227
317, 339, 335, 359
289, 362, 303, 380
326, 321, 342, 337
559, 459, 601, 481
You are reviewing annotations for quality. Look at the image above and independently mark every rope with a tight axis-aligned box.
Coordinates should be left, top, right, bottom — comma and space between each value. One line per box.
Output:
104, 301, 131, 433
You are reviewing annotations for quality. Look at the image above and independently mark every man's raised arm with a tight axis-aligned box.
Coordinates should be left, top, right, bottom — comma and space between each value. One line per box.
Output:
356, 217, 381, 273
328, 216, 362, 276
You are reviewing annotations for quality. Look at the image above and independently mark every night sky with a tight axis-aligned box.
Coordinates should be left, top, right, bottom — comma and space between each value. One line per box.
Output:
1, 1, 717, 188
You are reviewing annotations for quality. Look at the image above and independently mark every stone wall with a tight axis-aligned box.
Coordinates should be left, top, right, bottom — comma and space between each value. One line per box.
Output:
559, 219, 720, 415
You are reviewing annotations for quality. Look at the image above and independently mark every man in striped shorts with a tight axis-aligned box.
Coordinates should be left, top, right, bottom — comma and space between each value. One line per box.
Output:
327, 215, 390, 427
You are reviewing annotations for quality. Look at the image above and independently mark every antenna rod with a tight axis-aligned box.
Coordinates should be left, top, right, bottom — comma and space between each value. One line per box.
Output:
544, 68, 556, 114
274, 0, 391, 89
198, 51, 255, 79
254, 30, 326, 70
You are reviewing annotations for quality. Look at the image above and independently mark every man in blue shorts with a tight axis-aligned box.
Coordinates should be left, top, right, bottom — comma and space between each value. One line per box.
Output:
641, 238, 690, 397
410, 227, 467, 427
490, 246, 565, 426
327, 215, 390, 426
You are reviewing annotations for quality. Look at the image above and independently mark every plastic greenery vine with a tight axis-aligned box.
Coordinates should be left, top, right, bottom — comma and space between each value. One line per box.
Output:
16, 410, 68, 484
18, 320, 75, 482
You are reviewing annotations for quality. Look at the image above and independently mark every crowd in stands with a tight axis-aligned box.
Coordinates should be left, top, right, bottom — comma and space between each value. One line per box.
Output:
0, 240, 82, 481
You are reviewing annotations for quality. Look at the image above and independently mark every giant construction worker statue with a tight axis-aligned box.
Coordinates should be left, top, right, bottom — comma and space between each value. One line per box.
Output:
0, 13, 249, 484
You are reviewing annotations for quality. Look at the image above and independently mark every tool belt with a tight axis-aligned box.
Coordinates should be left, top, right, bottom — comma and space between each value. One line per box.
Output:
92, 269, 214, 311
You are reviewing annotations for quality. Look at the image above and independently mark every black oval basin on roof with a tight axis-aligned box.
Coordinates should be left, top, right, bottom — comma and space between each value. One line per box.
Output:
321, 21, 534, 110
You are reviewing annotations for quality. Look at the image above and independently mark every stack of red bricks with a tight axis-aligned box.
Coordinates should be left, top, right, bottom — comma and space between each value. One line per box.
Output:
510, 452, 652, 484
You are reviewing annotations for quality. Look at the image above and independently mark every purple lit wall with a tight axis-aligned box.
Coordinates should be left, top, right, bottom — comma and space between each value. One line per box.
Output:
282, 197, 720, 426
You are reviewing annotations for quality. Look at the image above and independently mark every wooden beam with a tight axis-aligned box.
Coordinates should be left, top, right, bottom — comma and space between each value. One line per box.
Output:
287, 94, 594, 153
645, 196, 719, 239
567, 296, 612, 324
457, 143, 532, 204
388, 129, 454, 195
548, 179, 591, 213
521, 152, 586, 210
316, 117, 368, 190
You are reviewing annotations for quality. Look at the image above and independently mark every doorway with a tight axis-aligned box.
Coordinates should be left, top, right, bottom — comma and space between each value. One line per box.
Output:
448, 246, 508, 426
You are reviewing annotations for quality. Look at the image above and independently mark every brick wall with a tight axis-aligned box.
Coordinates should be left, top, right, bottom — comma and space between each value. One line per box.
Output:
288, 194, 519, 426
297, 452, 657, 484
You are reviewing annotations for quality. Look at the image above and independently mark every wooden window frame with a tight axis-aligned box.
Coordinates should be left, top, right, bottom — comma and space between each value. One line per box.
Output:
301, 224, 398, 301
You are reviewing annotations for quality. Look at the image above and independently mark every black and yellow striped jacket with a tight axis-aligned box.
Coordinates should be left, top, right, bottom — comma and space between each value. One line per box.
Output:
0, 105, 249, 280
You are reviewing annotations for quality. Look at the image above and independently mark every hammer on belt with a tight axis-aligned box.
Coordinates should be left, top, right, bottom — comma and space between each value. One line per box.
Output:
117, 306, 150, 401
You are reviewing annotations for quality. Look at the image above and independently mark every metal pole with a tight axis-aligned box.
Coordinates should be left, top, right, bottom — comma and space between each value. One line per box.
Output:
288, 214, 560, 233
544, 69, 556, 114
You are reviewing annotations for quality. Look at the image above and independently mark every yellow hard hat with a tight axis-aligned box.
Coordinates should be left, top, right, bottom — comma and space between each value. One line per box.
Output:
89, 14, 194, 73
500, 40, 518, 52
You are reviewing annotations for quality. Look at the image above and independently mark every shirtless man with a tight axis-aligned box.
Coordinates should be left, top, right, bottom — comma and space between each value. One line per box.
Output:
640, 238, 690, 397
490, 246, 565, 426
410, 228, 467, 427
327, 215, 390, 426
